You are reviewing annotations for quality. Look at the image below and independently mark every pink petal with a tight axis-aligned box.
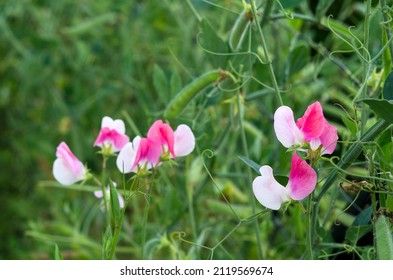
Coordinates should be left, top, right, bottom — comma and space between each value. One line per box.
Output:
147, 120, 175, 157
174, 124, 195, 157
252, 166, 290, 210
94, 117, 129, 152
296, 102, 325, 142
320, 121, 338, 155
274, 106, 304, 148
288, 153, 317, 200
53, 142, 86, 185
93, 127, 129, 152
131, 137, 162, 171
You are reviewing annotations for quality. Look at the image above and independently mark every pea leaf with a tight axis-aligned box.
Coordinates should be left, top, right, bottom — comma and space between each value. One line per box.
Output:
239, 155, 261, 174
153, 64, 169, 103
109, 181, 121, 225
383, 70, 393, 100
362, 99, 393, 124
199, 18, 228, 69
53, 244, 63, 260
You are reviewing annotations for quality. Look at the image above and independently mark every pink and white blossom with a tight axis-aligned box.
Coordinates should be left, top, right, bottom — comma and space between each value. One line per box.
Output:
274, 102, 338, 155
252, 153, 317, 210
147, 120, 176, 158
93, 116, 129, 153
116, 120, 195, 174
147, 120, 195, 158
53, 142, 87, 185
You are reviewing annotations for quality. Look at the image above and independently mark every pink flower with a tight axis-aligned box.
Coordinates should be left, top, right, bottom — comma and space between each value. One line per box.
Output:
94, 182, 125, 209
274, 102, 338, 155
146, 120, 196, 158
116, 121, 195, 174
147, 120, 176, 158
53, 142, 87, 185
252, 153, 317, 210
116, 136, 160, 173
93, 116, 130, 153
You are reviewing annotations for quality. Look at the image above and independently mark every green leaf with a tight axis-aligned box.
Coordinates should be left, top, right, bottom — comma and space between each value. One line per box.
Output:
362, 99, 393, 124
153, 64, 169, 103
170, 71, 182, 99
199, 18, 228, 69
375, 215, 393, 260
239, 155, 261, 174
109, 181, 121, 225
353, 206, 372, 226
383, 70, 393, 100
377, 128, 393, 170
287, 43, 310, 79
341, 115, 357, 137
102, 225, 113, 260
345, 225, 373, 245
53, 244, 63, 260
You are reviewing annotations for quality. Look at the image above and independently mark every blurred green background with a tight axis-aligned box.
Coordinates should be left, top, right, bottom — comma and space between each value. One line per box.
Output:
0, 0, 215, 259
1, 0, 384, 259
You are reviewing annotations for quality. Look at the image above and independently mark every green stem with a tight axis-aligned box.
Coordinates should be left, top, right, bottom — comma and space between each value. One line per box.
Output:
306, 195, 314, 259
312, 119, 390, 243
381, 0, 393, 64
108, 175, 138, 260
250, 0, 283, 106
187, 181, 199, 258
101, 156, 110, 228
359, 0, 372, 132
317, 119, 390, 202
141, 172, 156, 259
237, 89, 264, 259
108, 212, 124, 260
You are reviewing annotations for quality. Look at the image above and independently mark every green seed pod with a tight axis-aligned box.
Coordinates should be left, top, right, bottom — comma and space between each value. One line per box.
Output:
375, 214, 393, 260
164, 70, 226, 118
229, 9, 251, 52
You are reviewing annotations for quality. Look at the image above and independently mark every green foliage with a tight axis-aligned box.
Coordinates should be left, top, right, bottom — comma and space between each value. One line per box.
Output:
2, 0, 393, 260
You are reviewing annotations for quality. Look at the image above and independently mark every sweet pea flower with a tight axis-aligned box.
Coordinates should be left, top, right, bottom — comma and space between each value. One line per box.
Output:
147, 120, 195, 159
93, 116, 130, 154
116, 120, 195, 174
252, 153, 317, 210
116, 136, 161, 173
274, 102, 338, 155
94, 183, 125, 209
53, 142, 88, 185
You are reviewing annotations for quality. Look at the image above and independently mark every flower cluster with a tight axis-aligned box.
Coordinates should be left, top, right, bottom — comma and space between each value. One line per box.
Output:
52, 117, 195, 205
116, 120, 195, 174
253, 102, 338, 210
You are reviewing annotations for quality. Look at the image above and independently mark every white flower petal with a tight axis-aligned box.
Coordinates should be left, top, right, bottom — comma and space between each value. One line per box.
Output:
101, 116, 114, 128
94, 190, 103, 198
112, 119, 126, 134
53, 158, 85, 186
274, 106, 304, 148
116, 142, 136, 173
252, 166, 290, 210
174, 124, 195, 157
